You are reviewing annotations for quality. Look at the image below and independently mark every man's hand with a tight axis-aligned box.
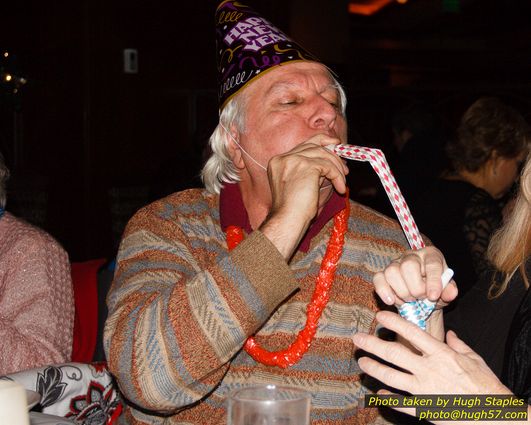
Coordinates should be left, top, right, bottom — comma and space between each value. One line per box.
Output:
259, 134, 348, 260
373, 246, 458, 308
372, 246, 458, 339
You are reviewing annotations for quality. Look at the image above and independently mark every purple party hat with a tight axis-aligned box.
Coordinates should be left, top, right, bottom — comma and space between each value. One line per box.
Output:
216, 1, 320, 110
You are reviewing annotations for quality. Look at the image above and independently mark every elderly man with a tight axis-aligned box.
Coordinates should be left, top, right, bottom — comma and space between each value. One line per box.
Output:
105, 2, 454, 424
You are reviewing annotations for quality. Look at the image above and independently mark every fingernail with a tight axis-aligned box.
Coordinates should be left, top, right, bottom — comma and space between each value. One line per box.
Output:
428, 289, 438, 300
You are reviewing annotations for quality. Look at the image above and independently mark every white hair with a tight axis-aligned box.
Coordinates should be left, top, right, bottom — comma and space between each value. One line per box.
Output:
201, 72, 347, 194
201, 94, 247, 194
0, 152, 9, 209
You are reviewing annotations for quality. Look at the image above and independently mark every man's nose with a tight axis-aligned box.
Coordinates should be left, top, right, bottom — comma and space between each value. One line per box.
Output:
309, 96, 338, 130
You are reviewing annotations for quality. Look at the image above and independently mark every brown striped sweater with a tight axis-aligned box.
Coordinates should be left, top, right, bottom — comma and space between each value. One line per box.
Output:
104, 188, 409, 424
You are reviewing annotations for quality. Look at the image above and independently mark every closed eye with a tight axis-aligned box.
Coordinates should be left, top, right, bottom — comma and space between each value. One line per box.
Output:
280, 98, 298, 105
325, 96, 340, 109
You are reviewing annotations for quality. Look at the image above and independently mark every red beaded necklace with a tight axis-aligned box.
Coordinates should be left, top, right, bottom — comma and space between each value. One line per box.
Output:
225, 196, 350, 368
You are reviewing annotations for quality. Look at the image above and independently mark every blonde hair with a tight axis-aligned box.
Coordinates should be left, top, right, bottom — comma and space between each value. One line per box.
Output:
201, 72, 347, 194
487, 152, 531, 298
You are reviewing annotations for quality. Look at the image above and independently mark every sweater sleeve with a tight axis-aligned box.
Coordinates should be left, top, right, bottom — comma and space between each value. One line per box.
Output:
104, 205, 299, 414
0, 232, 73, 375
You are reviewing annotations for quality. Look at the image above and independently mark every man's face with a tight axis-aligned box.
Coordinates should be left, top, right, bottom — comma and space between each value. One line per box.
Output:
237, 61, 347, 173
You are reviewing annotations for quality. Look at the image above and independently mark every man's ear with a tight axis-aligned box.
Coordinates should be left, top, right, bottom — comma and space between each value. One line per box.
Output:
226, 127, 245, 170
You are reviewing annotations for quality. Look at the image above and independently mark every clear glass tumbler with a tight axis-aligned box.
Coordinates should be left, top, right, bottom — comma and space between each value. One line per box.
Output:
227, 384, 311, 425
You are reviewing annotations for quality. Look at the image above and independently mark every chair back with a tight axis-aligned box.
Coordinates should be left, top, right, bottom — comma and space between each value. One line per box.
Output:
71, 259, 106, 363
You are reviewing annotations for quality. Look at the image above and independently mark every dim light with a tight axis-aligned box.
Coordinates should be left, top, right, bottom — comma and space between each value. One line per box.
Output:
349, 0, 395, 16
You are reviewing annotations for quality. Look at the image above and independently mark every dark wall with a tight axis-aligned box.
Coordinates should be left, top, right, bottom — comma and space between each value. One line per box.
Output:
1, 0, 221, 260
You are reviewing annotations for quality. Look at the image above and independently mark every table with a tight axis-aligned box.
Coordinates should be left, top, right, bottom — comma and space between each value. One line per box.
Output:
30, 412, 74, 425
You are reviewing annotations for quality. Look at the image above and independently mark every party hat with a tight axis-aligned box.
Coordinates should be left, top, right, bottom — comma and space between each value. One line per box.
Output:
216, 1, 319, 110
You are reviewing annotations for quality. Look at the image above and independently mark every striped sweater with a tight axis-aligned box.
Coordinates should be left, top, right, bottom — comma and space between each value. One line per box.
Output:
104, 188, 409, 424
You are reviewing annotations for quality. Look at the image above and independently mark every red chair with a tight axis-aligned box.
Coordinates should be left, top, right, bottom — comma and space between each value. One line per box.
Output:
68, 259, 123, 423
71, 259, 107, 364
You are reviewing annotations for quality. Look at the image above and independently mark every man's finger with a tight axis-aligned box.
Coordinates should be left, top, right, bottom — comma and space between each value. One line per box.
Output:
423, 249, 445, 301
292, 143, 350, 178
381, 263, 414, 302
399, 254, 425, 299
312, 159, 347, 194
373, 270, 397, 305
440, 280, 458, 303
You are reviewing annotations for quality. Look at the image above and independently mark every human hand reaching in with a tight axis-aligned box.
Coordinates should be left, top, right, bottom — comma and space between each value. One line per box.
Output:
353, 311, 529, 425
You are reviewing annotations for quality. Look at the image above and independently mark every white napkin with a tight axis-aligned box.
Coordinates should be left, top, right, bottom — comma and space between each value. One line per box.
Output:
0, 380, 30, 425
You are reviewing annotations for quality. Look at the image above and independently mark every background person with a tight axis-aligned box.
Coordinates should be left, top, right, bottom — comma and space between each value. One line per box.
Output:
413, 97, 529, 301
444, 151, 531, 382
0, 151, 74, 374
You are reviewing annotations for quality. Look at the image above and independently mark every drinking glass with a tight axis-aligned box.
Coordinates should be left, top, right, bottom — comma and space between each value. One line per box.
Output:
227, 384, 310, 425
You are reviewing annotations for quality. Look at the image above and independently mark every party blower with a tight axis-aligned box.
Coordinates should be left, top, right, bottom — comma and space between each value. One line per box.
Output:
329, 144, 454, 329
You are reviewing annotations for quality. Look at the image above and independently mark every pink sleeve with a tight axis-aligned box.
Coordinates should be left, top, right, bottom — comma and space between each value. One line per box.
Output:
0, 232, 74, 375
